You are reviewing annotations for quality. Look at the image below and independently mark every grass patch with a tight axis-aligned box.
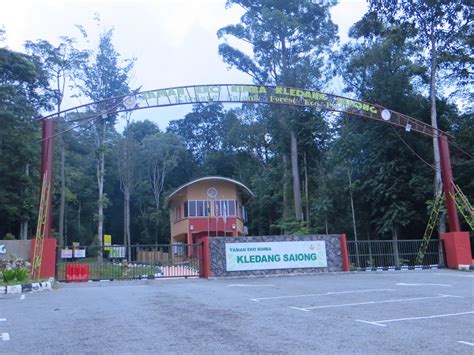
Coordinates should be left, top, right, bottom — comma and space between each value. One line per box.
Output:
57, 262, 161, 281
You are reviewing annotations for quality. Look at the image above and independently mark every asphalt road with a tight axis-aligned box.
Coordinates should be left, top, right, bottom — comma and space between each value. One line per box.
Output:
1, 270, 473, 354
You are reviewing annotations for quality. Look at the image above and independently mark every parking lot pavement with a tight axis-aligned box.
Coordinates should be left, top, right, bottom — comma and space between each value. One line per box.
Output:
1, 270, 473, 354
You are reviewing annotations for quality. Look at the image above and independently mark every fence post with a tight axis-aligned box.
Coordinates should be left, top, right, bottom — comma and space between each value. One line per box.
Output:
339, 234, 350, 272
200, 237, 212, 278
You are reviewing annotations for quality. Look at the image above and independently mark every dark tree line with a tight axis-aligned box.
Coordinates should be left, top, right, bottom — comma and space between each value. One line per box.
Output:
0, 1, 472, 246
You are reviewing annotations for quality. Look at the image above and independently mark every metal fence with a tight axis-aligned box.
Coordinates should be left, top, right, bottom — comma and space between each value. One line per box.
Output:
56, 244, 202, 281
347, 239, 444, 270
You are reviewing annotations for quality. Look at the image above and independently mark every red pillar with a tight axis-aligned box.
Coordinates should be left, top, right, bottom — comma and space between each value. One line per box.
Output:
200, 237, 211, 278
41, 119, 54, 239
30, 238, 56, 278
438, 135, 461, 232
440, 232, 472, 268
339, 234, 350, 272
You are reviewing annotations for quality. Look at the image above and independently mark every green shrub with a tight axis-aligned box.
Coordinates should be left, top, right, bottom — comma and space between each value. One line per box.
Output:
4, 233, 15, 240
2, 269, 16, 282
14, 268, 29, 282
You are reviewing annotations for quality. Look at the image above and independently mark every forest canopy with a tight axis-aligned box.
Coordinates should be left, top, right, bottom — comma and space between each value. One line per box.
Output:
0, 1, 472, 246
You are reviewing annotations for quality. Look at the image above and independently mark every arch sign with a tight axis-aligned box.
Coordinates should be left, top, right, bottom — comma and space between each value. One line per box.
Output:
40, 84, 449, 139
38, 83, 461, 235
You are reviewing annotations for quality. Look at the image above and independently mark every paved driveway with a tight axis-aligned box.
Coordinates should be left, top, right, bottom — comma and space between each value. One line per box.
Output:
1, 270, 473, 354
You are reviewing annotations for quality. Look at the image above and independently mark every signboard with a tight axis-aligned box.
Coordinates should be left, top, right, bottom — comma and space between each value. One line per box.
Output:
73, 249, 86, 258
104, 234, 112, 251
61, 249, 73, 259
109, 246, 126, 259
225, 241, 327, 272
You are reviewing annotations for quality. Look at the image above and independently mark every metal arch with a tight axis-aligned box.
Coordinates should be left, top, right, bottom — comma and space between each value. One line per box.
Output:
37, 84, 452, 139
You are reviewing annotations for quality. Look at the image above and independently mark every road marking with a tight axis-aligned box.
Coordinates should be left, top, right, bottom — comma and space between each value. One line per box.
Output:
1, 333, 9, 341
356, 311, 474, 327
290, 294, 462, 311
20, 294, 25, 300
250, 288, 396, 302
289, 307, 310, 312
0, 318, 6, 322
458, 341, 474, 346
228, 284, 275, 287
354, 320, 386, 327
396, 283, 452, 287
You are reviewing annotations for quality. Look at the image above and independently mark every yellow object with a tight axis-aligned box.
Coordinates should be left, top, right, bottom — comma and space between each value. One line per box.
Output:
104, 234, 112, 251
32, 174, 51, 280
416, 193, 444, 265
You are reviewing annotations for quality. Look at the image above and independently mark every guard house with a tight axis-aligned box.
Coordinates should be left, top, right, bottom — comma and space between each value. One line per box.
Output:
166, 176, 254, 245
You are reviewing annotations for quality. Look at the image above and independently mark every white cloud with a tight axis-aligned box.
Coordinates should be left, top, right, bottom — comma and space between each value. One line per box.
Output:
1, 0, 367, 130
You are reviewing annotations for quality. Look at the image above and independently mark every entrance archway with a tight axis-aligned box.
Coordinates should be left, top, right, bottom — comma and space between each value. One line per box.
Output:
37, 84, 462, 245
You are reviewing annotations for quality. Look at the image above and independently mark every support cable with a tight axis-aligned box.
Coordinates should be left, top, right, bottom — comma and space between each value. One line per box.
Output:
391, 127, 437, 171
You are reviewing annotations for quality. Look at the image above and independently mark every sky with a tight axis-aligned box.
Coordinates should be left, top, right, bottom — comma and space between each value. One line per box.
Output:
1, 0, 368, 131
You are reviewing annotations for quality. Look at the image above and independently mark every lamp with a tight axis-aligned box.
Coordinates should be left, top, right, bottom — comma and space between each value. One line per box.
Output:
405, 123, 412, 132
381, 109, 391, 121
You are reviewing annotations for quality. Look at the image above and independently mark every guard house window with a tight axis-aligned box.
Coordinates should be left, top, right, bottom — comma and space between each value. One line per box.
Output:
174, 206, 181, 222
185, 200, 210, 217
197, 201, 205, 216
189, 201, 196, 217
213, 200, 237, 217
227, 200, 236, 216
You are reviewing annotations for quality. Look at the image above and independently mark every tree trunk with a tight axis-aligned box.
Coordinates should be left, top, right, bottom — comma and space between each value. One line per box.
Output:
138, 200, 151, 243
20, 222, 28, 240
123, 194, 127, 246
392, 224, 400, 268
124, 189, 131, 262
429, 29, 446, 234
290, 131, 303, 220
97, 120, 106, 260
348, 167, 360, 267
58, 137, 65, 249
303, 152, 309, 227
282, 154, 290, 224
20, 164, 30, 240
77, 200, 81, 238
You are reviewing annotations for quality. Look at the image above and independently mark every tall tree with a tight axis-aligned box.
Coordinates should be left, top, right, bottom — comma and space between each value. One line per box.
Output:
75, 27, 134, 249
168, 103, 225, 164
336, 12, 439, 243
115, 113, 141, 254
25, 37, 88, 248
218, 0, 338, 220
142, 132, 185, 211
369, 0, 472, 232
0, 44, 49, 239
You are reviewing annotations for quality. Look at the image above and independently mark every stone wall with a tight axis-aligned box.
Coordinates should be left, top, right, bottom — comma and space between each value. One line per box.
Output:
209, 234, 343, 277
0, 240, 31, 260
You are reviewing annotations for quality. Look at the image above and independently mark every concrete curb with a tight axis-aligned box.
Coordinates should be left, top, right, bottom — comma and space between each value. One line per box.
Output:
457, 264, 474, 271
1, 279, 54, 295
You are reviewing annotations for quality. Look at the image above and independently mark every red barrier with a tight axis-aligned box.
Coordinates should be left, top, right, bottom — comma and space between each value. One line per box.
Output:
65, 264, 89, 282
339, 234, 350, 272
440, 232, 472, 268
